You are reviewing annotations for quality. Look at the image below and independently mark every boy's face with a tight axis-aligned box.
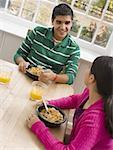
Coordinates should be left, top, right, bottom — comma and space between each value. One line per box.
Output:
52, 15, 72, 41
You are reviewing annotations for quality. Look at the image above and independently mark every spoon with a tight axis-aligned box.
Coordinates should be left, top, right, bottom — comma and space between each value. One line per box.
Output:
42, 96, 49, 112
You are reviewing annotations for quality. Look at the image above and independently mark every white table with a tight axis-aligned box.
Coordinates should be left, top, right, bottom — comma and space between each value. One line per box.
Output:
0, 59, 74, 150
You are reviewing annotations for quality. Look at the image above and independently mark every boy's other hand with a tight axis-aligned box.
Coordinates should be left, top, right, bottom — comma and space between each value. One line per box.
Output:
19, 61, 30, 73
39, 69, 56, 83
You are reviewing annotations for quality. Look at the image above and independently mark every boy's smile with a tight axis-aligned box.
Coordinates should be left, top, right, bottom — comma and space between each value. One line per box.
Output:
52, 15, 72, 41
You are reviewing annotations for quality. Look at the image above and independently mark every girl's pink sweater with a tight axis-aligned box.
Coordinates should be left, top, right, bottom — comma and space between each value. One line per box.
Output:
31, 88, 113, 150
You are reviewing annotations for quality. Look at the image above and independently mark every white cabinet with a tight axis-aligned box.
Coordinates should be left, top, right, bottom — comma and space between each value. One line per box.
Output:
0, 32, 23, 63
0, 30, 4, 51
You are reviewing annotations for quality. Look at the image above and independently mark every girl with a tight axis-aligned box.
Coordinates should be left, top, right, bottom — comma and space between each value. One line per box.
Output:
26, 56, 113, 150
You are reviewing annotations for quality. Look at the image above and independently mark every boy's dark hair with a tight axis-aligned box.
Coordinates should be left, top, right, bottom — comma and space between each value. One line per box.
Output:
52, 3, 73, 21
91, 56, 113, 138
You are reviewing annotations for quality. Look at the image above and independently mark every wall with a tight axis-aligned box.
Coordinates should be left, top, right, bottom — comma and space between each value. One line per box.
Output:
0, 30, 3, 50
0, 31, 23, 63
73, 59, 91, 93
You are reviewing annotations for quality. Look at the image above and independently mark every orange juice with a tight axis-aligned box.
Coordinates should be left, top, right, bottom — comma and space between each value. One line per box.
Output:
30, 81, 48, 101
0, 66, 12, 84
30, 89, 44, 100
0, 76, 11, 83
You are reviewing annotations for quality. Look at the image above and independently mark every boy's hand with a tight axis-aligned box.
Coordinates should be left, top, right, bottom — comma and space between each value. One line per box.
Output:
39, 69, 56, 83
19, 61, 30, 73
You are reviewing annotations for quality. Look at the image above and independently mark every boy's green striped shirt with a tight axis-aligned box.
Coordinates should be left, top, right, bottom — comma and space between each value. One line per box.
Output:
14, 26, 80, 84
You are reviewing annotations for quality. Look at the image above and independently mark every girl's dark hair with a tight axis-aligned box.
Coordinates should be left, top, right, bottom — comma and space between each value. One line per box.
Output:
52, 3, 73, 21
91, 56, 113, 137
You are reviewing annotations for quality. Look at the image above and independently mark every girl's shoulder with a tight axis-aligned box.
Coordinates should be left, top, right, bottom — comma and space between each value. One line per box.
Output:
81, 105, 105, 128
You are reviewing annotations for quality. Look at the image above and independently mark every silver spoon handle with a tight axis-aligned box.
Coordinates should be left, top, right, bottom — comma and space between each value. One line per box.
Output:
42, 96, 48, 112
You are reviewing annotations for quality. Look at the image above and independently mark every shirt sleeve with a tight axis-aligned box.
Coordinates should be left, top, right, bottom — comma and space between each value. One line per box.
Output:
31, 111, 103, 150
13, 28, 36, 63
48, 88, 88, 109
65, 45, 80, 85
48, 94, 81, 109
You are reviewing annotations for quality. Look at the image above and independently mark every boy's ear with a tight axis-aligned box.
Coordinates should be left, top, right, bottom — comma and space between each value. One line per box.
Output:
89, 74, 95, 84
52, 18, 54, 24
52, 20, 54, 26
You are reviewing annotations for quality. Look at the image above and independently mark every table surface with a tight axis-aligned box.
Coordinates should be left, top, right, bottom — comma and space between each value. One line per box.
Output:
0, 59, 74, 150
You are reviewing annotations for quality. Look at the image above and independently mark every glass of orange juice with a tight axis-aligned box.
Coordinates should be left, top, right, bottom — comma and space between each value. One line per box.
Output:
30, 81, 48, 101
0, 65, 13, 84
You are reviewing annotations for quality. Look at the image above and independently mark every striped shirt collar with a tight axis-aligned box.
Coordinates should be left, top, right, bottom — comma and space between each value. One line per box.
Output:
45, 27, 71, 48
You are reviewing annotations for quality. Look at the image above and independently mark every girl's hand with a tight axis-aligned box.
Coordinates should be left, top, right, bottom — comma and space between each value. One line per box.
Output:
26, 114, 40, 128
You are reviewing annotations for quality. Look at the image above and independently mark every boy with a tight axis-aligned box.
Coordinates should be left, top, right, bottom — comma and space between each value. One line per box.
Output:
14, 3, 80, 84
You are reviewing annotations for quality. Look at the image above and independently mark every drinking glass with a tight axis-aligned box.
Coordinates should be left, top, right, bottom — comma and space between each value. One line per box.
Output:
0, 65, 13, 84
30, 81, 48, 101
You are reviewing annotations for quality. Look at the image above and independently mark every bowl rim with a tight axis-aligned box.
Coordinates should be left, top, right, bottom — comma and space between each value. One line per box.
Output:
26, 65, 46, 80
26, 65, 40, 80
36, 104, 67, 125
